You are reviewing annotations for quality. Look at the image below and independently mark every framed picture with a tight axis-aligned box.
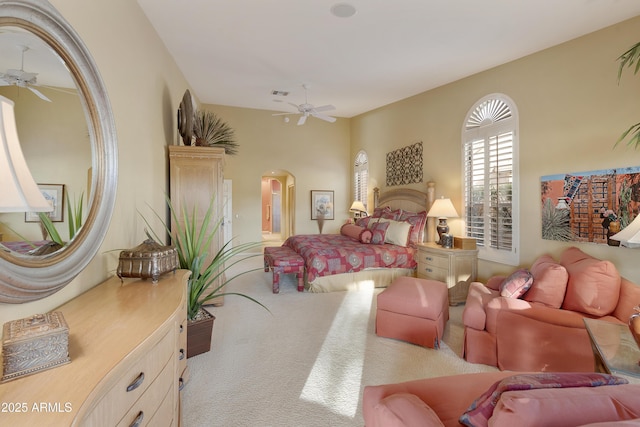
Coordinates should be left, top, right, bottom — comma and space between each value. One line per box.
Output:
310, 190, 334, 220
25, 184, 65, 222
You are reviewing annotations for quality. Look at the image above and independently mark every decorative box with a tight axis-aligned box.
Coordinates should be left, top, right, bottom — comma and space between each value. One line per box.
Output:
2, 311, 70, 383
117, 239, 179, 283
454, 236, 477, 250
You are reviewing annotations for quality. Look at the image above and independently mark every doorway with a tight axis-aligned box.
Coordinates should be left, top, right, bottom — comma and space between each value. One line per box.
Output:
261, 171, 295, 245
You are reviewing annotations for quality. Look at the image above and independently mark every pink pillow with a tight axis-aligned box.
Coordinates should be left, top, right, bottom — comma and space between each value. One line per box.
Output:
340, 224, 372, 244
375, 393, 445, 427
355, 216, 372, 228
398, 210, 428, 247
524, 255, 568, 308
370, 221, 390, 245
372, 206, 392, 218
500, 269, 533, 298
460, 372, 628, 427
560, 247, 621, 316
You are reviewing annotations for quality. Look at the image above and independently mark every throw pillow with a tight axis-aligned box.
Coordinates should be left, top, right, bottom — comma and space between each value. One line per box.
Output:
374, 219, 412, 247
524, 255, 568, 308
459, 372, 628, 427
355, 216, 371, 228
372, 206, 392, 218
370, 221, 390, 245
499, 269, 533, 299
340, 224, 373, 244
398, 210, 428, 247
560, 247, 621, 316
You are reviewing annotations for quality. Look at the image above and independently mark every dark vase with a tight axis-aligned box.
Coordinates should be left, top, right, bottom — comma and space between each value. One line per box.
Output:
187, 309, 215, 358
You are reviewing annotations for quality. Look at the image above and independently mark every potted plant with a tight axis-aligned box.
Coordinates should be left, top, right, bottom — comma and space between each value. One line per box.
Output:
35, 192, 84, 255
143, 195, 267, 357
192, 109, 240, 155
616, 41, 640, 148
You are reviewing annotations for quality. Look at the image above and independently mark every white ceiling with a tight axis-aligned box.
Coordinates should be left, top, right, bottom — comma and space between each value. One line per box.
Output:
137, 0, 640, 118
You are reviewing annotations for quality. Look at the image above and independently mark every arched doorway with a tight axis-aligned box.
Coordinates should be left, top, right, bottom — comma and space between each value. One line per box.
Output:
261, 170, 295, 245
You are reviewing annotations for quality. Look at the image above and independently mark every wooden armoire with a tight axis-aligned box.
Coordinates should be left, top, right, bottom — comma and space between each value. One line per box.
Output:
169, 145, 226, 305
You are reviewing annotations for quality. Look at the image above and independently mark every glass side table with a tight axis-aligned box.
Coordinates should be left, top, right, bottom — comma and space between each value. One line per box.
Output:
583, 318, 640, 378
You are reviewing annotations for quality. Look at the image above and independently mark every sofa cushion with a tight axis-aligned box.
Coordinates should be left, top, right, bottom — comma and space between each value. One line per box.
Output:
374, 393, 444, 427
524, 254, 568, 308
490, 385, 640, 427
459, 372, 629, 427
560, 247, 621, 316
499, 269, 533, 298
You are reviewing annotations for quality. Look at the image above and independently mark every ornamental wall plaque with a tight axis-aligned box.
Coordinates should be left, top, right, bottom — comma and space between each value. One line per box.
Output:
386, 141, 423, 186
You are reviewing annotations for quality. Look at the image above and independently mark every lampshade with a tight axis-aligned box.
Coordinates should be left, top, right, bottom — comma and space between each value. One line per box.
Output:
0, 95, 52, 212
349, 200, 367, 213
427, 197, 459, 218
610, 215, 640, 248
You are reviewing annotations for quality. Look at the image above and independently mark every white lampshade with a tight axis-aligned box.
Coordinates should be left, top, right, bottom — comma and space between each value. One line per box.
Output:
349, 200, 367, 213
427, 197, 459, 218
0, 95, 52, 212
610, 215, 640, 248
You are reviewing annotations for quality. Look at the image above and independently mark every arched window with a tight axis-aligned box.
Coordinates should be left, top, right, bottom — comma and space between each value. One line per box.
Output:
354, 150, 369, 210
463, 94, 519, 265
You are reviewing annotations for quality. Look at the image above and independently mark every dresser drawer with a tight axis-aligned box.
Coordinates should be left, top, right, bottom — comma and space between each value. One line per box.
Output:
117, 358, 175, 427
419, 251, 449, 269
418, 264, 448, 282
83, 326, 175, 426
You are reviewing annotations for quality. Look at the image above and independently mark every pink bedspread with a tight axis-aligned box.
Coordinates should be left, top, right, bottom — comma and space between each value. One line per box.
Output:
284, 234, 416, 283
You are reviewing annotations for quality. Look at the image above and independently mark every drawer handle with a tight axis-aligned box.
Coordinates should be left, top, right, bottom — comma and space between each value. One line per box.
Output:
426, 257, 433, 261
426, 268, 433, 273
126, 372, 145, 392
129, 411, 144, 427
179, 324, 184, 333
179, 377, 185, 391
179, 348, 185, 360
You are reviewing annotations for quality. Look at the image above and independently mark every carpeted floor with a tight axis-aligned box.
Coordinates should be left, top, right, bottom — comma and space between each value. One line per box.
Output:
182, 255, 497, 426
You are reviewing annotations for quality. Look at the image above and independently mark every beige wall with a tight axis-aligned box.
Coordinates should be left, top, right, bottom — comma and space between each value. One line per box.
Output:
0, 0, 192, 328
351, 16, 640, 282
202, 104, 351, 244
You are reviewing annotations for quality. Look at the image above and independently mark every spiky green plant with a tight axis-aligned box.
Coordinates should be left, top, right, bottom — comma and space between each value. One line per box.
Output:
38, 192, 84, 246
616, 41, 640, 149
193, 109, 239, 155
541, 198, 574, 241
142, 195, 267, 321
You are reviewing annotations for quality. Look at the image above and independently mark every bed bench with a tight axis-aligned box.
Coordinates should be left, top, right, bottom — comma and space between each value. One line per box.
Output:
264, 246, 305, 293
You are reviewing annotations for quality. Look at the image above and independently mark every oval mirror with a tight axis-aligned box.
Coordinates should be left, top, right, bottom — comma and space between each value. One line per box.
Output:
0, 0, 117, 303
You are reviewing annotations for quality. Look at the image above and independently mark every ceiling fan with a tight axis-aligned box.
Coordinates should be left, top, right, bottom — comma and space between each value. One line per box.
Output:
0, 46, 52, 102
272, 84, 336, 125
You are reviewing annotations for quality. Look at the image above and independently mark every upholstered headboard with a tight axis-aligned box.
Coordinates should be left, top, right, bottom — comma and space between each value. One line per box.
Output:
373, 181, 436, 242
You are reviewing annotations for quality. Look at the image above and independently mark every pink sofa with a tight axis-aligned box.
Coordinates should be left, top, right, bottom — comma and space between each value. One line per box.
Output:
362, 371, 640, 427
462, 246, 640, 372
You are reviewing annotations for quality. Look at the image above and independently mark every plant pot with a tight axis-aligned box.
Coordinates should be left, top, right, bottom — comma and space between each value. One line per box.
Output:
187, 308, 215, 358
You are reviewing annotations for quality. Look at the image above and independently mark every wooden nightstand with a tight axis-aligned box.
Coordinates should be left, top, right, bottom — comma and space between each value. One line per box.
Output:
416, 242, 478, 305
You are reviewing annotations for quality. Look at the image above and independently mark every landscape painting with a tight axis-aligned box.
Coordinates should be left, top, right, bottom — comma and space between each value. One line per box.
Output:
541, 166, 640, 245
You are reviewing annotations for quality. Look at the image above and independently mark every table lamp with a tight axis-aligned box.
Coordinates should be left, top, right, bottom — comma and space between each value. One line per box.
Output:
0, 95, 52, 213
349, 200, 367, 218
427, 197, 458, 244
609, 215, 640, 248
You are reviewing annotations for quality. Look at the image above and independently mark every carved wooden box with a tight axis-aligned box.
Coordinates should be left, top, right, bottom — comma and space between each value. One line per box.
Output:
117, 239, 179, 284
2, 311, 70, 383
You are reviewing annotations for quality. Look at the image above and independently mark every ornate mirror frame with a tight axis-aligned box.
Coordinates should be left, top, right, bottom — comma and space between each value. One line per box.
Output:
0, 0, 118, 302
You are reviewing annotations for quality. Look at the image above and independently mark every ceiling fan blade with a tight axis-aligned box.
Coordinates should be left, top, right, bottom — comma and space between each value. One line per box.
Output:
312, 104, 335, 113
312, 113, 336, 123
27, 86, 52, 102
272, 112, 297, 116
297, 115, 307, 126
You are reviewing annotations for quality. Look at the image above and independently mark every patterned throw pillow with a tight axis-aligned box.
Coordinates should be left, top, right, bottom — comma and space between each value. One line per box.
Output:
370, 221, 390, 245
398, 210, 428, 247
500, 269, 534, 298
355, 216, 372, 228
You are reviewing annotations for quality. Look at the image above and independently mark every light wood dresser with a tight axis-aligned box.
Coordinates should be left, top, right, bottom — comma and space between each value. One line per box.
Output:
0, 270, 189, 426
416, 242, 478, 305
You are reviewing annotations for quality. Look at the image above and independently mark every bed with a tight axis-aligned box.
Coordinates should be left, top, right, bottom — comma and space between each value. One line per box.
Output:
284, 182, 436, 292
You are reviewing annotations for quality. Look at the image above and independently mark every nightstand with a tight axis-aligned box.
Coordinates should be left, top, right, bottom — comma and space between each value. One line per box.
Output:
416, 242, 478, 305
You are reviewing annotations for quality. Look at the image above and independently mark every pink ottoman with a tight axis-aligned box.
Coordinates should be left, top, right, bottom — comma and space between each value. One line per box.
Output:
264, 246, 305, 293
376, 276, 449, 348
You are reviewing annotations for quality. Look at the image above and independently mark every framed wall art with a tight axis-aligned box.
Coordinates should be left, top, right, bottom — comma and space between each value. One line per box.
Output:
311, 190, 334, 220
25, 184, 65, 223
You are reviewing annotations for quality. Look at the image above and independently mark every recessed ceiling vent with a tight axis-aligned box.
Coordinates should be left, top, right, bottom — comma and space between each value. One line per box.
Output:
271, 90, 289, 97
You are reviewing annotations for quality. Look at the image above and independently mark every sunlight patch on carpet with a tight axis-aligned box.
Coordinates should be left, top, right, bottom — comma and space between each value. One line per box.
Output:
300, 284, 374, 418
